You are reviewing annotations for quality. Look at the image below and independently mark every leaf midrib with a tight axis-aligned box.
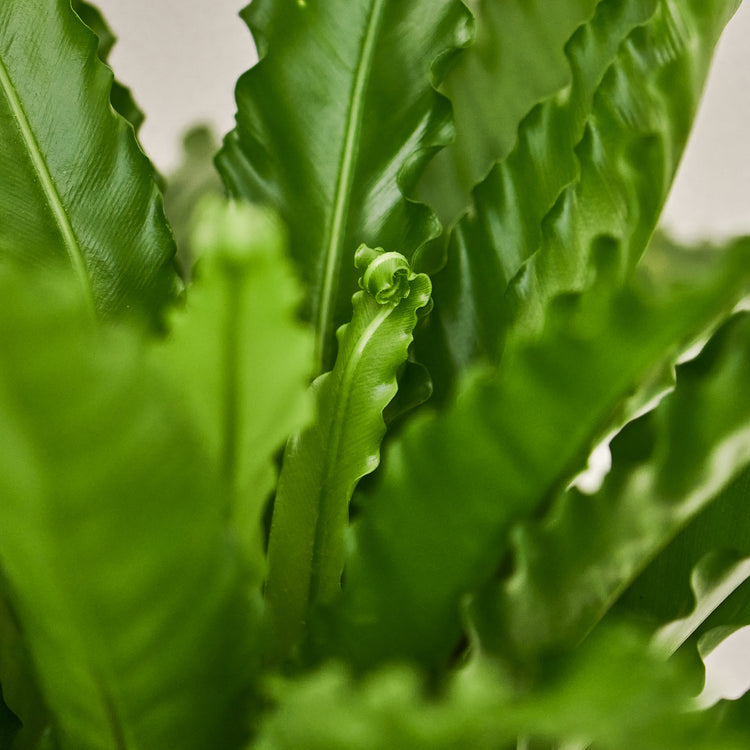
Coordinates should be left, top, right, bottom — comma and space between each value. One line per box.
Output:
315, 0, 386, 372
310, 300, 395, 602
0, 52, 94, 308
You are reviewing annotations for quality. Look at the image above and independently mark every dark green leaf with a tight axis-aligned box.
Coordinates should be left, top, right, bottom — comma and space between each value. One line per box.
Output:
418, 0, 600, 228
216, 0, 471, 372
475, 308, 750, 664
0, 0, 178, 323
615, 466, 750, 657
420, 0, 740, 397
156, 198, 314, 587
70, 0, 146, 134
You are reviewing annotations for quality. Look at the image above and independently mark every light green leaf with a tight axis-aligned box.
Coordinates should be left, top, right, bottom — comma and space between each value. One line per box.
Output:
318, 238, 750, 670
155, 198, 313, 585
511, 0, 742, 332
418, 0, 601, 228
252, 627, 749, 750
475, 309, 750, 665
419, 0, 740, 396
0, 266, 256, 750
216, 0, 471, 372
0, 0, 177, 323
656, 549, 750, 656
266, 246, 431, 659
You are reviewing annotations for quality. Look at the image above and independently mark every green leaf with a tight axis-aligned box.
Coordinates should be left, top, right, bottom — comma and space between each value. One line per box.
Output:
418, 0, 600, 228
614, 464, 750, 655
475, 308, 750, 665
70, 0, 146, 134
0, 0, 177, 323
266, 245, 431, 659
0, 266, 256, 750
216, 0, 471, 372
318, 238, 750, 670
419, 0, 740, 396
0, 590, 50, 750
163, 126, 224, 276
155, 198, 314, 585
510, 0, 742, 332
252, 627, 749, 750
655, 548, 750, 656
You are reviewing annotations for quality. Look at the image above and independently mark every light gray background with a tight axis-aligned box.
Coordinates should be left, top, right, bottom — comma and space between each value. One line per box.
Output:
93, 0, 750, 700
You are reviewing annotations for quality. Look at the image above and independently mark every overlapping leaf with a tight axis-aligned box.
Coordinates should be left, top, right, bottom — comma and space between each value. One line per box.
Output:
216, 0, 471, 372
70, 0, 146, 134
0, 0, 177, 323
252, 628, 749, 750
155, 198, 313, 587
420, 0, 740, 396
619, 466, 750, 655
163, 126, 224, 275
510, 0, 741, 332
474, 308, 750, 666
418, 0, 601, 228
316, 237, 750, 670
0, 266, 256, 750
265, 247, 431, 658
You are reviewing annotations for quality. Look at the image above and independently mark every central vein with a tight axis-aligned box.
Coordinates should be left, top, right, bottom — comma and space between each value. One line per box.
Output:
0, 52, 94, 309
309, 301, 395, 602
315, 0, 386, 371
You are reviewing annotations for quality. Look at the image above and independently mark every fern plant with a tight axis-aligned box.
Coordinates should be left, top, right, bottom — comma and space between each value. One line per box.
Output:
1, 1, 750, 748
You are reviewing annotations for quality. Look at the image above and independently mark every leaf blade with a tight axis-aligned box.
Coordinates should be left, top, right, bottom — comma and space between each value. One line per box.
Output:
0, 267, 255, 750
217, 0, 470, 372
418, 0, 602, 228
0, 0, 177, 322
266, 246, 432, 658
319, 238, 750, 670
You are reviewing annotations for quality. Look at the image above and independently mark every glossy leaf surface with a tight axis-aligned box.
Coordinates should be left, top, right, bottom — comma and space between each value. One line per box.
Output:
216, 0, 471, 372
319, 239, 750, 670
419, 0, 600, 228
266, 246, 431, 658
618, 466, 750, 654
421, 0, 740, 396
0, 0, 177, 323
0, 266, 255, 750
70, 0, 146, 134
